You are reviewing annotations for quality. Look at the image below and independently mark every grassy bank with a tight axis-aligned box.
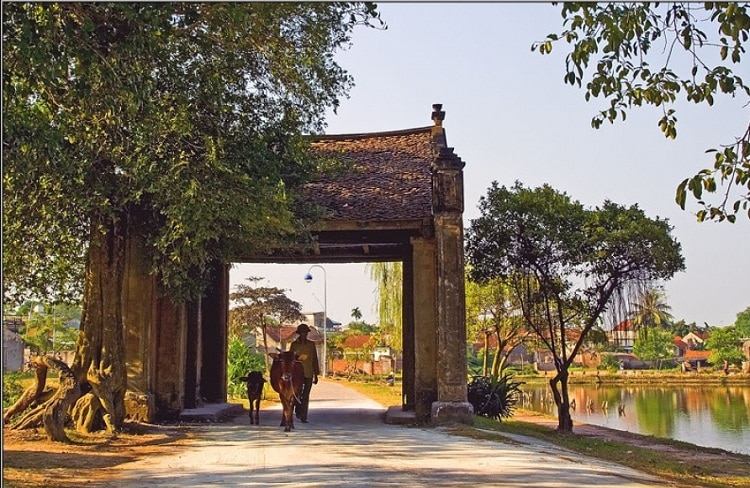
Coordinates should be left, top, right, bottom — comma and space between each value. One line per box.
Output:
343, 377, 750, 488
516, 369, 750, 386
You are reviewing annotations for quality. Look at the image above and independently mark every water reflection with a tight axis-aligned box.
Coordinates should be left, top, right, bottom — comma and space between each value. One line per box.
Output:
519, 384, 750, 455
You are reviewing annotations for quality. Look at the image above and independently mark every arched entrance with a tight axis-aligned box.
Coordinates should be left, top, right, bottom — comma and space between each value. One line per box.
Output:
121, 105, 472, 425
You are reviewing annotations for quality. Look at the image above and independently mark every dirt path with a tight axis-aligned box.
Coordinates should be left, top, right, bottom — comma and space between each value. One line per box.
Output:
4, 380, 672, 487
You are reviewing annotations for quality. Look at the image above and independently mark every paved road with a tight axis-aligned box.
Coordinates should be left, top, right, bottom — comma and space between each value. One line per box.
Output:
112, 380, 666, 487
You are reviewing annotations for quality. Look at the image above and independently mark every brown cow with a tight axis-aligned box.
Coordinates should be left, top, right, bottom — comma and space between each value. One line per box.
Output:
238, 371, 266, 425
269, 351, 306, 432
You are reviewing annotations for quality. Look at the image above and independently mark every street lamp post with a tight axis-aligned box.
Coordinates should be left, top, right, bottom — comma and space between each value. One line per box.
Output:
304, 265, 327, 378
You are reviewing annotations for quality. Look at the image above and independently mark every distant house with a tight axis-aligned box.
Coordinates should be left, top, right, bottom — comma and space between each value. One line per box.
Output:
682, 331, 708, 349
331, 334, 395, 375
681, 349, 712, 369
300, 312, 341, 334
3, 316, 24, 334
3, 328, 25, 372
673, 336, 689, 357
609, 320, 637, 352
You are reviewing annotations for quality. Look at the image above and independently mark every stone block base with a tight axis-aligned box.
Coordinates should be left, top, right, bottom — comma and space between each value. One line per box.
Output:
431, 401, 474, 425
125, 392, 155, 423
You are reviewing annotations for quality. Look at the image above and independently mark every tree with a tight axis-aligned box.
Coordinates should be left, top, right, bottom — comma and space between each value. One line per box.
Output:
466, 181, 684, 431
705, 326, 744, 370
351, 307, 363, 323
368, 262, 402, 353
3, 3, 382, 437
670, 319, 697, 338
633, 327, 674, 369
734, 306, 750, 338
229, 277, 305, 373
629, 288, 674, 332
533, 3, 750, 222
15, 302, 79, 357
465, 275, 528, 378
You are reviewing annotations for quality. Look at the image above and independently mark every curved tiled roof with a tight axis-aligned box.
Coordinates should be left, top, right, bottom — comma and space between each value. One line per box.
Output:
305, 127, 437, 222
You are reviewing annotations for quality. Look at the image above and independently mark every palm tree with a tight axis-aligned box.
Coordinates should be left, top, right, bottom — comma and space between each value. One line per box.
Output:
351, 307, 363, 322
630, 288, 674, 336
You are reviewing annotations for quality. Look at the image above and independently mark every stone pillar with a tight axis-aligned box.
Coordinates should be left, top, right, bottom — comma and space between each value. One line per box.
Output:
153, 297, 188, 420
411, 236, 438, 423
431, 146, 473, 425
401, 252, 415, 410
122, 234, 156, 421
184, 299, 202, 408
200, 262, 229, 403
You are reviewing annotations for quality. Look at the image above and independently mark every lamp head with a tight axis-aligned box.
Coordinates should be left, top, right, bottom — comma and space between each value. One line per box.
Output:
304, 273, 313, 283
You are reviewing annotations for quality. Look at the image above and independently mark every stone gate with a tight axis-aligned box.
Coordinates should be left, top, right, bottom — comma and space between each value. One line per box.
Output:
122, 104, 473, 425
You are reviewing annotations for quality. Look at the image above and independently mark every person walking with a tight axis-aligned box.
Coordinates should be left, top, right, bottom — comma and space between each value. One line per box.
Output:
290, 323, 320, 423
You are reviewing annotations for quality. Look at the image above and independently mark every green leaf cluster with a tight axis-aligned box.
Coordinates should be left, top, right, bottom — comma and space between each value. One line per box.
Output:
3, 3, 384, 303
532, 3, 750, 222
227, 336, 266, 399
734, 306, 750, 337
466, 181, 685, 368
705, 325, 745, 366
633, 327, 674, 366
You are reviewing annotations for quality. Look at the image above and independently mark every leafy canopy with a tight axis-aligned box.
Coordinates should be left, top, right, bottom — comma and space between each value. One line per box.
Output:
633, 327, 674, 366
734, 306, 750, 337
466, 180, 685, 430
533, 3, 750, 222
466, 181, 685, 370
229, 277, 304, 340
3, 3, 384, 303
705, 325, 744, 366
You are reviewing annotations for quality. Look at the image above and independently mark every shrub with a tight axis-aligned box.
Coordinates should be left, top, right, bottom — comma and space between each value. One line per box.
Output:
227, 337, 266, 399
467, 372, 524, 421
598, 353, 621, 371
3, 372, 25, 408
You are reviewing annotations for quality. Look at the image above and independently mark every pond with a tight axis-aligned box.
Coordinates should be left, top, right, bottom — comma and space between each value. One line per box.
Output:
519, 384, 750, 455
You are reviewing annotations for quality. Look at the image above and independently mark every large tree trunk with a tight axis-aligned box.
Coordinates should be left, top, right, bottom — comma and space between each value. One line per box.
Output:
70, 212, 128, 434
550, 368, 574, 432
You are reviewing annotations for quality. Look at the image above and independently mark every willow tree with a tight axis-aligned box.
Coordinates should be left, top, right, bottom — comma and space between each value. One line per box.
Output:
368, 262, 403, 353
466, 181, 685, 432
533, 3, 750, 222
3, 3, 382, 438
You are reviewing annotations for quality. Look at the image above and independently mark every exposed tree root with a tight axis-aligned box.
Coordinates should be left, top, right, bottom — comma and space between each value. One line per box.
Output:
9, 356, 81, 442
3, 358, 55, 424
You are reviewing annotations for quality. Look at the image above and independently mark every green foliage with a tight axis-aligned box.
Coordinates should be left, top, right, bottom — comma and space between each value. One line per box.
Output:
734, 306, 750, 338
3, 3, 384, 304
367, 262, 402, 353
466, 182, 685, 367
350, 307, 363, 322
2, 372, 26, 408
705, 326, 744, 367
226, 337, 266, 399
20, 303, 80, 354
465, 274, 527, 378
670, 319, 696, 338
532, 3, 750, 222
598, 353, 621, 371
633, 327, 675, 368
467, 373, 524, 421
466, 181, 684, 428
629, 288, 674, 330
229, 277, 303, 340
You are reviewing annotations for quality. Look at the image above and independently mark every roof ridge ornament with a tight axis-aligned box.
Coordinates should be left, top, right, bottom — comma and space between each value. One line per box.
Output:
432, 104, 445, 127
431, 103, 447, 148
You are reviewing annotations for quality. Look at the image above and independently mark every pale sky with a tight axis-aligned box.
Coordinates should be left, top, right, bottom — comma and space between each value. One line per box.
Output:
231, 3, 749, 329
